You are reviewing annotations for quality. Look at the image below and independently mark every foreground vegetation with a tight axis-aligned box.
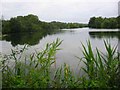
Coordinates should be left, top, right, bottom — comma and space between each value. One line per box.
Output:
88, 16, 120, 29
2, 14, 87, 34
1, 39, 120, 88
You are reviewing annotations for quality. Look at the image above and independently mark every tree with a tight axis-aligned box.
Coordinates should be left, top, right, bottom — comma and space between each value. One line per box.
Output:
88, 16, 119, 29
2, 14, 87, 34
9, 18, 21, 33
117, 16, 120, 28
88, 17, 96, 28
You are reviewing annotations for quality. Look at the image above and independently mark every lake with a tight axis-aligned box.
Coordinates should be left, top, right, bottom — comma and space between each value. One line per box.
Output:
1, 28, 120, 74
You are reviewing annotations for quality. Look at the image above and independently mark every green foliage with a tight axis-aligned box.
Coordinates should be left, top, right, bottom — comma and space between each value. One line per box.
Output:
1, 39, 120, 88
2, 14, 87, 34
88, 16, 119, 29
2, 38, 62, 88
2, 20, 11, 33
81, 40, 120, 88
2, 14, 42, 34
117, 16, 120, 28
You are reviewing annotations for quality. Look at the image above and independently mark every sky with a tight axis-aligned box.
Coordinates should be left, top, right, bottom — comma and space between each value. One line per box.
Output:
1, 0, 120, 23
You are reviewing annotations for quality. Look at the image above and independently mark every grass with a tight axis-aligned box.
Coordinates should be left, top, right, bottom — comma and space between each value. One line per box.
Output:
80, 40, 120, 88
1, 38, 120, 88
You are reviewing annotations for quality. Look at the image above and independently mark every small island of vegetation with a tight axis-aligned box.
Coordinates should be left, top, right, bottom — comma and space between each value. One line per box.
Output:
88, 16, 120, 29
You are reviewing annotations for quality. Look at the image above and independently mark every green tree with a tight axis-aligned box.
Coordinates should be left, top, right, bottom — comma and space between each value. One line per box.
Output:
88, 17, 96, 28
2, 20, 11, 34
117, 16, 120, 28
88, 16, 119, 29
2, 14, 87, 34
9, 18, 21, 33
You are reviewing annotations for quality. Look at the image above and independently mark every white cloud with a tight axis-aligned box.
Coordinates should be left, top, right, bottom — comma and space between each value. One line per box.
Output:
1, 0, 119, 3
1, 0, 119, 23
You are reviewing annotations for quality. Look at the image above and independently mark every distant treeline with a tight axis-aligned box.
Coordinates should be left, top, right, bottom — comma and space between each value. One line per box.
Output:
88, 16, 120, 29
2, 14, 87, 34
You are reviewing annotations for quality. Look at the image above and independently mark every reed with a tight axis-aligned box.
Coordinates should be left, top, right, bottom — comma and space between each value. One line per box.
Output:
1, 39, 120, 88
80, 40, 120, 88
2, 38, 63, 88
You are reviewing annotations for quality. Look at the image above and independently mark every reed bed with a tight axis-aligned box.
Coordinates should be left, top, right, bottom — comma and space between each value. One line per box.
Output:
1, 39, 120, 88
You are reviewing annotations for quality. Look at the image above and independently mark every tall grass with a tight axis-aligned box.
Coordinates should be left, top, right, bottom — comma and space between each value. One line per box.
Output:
2, 38, 63, 88
1, 39, 120, 88
81, 40, 120, 88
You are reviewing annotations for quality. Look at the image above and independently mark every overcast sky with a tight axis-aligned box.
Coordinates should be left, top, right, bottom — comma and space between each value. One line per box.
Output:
1, 0, 120, 23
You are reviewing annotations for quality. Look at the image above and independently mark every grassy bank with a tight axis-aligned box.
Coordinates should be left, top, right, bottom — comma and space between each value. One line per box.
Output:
1, 38, 120, 88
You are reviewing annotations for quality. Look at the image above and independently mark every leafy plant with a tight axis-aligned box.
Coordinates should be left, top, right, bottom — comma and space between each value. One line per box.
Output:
80, 40, 120, 88
1, 39, 120, 88
2, 38, 62, 88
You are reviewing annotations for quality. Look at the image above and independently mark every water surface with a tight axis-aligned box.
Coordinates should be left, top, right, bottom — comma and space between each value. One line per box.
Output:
1, 28, 119, 73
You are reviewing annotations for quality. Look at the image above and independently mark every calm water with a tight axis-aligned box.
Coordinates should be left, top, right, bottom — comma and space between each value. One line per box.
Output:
1, 28, 119, 73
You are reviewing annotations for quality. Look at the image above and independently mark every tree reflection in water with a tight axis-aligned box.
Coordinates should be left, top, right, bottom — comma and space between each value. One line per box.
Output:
2, 30, 64, 47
